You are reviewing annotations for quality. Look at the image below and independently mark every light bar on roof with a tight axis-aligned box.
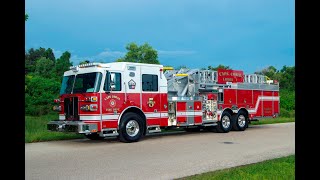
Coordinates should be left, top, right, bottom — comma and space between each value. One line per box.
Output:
69, 62, 101, 69
69, 62, 111, 72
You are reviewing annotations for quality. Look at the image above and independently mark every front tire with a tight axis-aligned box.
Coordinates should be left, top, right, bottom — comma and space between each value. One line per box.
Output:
216, 112, 232, 133
232, 111, 248, 131
119, 112, 144, 143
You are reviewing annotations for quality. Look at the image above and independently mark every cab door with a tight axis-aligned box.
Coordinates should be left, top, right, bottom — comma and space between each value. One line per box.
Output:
140, 66, 160, 126
124, 65, 141, 108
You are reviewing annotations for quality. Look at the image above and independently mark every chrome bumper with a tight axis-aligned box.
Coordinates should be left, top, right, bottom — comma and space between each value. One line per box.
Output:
47, 121, 98, 134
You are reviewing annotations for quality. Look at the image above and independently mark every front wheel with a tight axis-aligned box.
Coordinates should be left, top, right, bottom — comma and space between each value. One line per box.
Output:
216, 112, 232, 133
119, 112, 144, 143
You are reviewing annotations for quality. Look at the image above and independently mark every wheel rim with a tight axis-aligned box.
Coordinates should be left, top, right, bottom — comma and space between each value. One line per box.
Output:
238, 115, 246, 128
221, 115, 231, 129
126, 120, 140, 137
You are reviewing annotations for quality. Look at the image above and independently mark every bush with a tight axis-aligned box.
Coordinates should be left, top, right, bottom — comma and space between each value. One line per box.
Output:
280, 108, 295, 118
280, 89, 295, 111
289, 110, 295, 118
25, 75, 61, 116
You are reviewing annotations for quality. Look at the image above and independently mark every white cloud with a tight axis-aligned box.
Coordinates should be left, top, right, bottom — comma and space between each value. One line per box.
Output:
65, 48, 197, 66
97, 48, 125, 58
52, 49, 63, 58
69, 48, 125, 65
157, 50, 197, 56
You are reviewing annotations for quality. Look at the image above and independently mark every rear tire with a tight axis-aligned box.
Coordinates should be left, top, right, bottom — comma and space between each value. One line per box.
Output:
85, 133, 104, 140
232, 111, 248, 131
216, 112, 232, 133
119, 112, 144, 143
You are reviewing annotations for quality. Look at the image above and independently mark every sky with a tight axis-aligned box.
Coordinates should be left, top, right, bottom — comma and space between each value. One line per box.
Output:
25, 0, 295, 74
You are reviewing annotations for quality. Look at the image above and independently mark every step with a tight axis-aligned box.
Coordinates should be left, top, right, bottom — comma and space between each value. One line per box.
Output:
101, 128, 119, 137
203, 123, 217, 126
147, 125, 161, 134
202, 120, 218, 123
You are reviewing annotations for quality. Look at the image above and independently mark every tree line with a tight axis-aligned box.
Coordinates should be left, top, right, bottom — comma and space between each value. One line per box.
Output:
25, 42, 295, 116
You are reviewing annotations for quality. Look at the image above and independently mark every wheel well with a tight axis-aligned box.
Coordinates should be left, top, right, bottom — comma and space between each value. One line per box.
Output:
120, 107, 147, 135
238, 108, 249, 118
221, 108, 233, 118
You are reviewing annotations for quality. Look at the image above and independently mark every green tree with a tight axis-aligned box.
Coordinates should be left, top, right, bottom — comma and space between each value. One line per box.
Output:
25, 47, 47, 74
279, 66, 295, 90
25, 14, 28, 21
254, 66, 277, 79
35, 57, 55, 78
79, 60, 90, 65
254, 65, 295, 90
116, 42, 160, 64
54, 51, 72, 79
208, 64, 231, 71
44, 48, 56, 63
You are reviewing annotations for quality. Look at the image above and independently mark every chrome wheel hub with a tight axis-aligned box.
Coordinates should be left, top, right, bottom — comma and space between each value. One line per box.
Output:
221, 115, 231, 129
126, 120, 140, 137
238, 115, 246, 128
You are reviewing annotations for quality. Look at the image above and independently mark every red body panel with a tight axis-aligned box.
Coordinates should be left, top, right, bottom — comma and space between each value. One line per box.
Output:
224, 89, 237, 105
102, 121, 118, 129
273, 91, 279, 115
160, 93, 168, 127
237, 89, 253, 108
253, 90, 263, 117
262, 91, 273, 116
177, 102, 187, 111
177, 102, 187, 124
177, 117, 187, 124
194, 101, 202, 124
102, 93, 126, 114
142, 93, 160, 126
217, 88, 279, 120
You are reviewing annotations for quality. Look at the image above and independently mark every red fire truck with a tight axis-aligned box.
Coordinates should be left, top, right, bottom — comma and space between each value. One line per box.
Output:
47, 62, 280, 142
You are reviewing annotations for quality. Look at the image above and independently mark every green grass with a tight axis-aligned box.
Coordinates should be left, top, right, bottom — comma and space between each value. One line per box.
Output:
251, 117, 295, 125
178, 155, 295, 180
25, 114, 84, 143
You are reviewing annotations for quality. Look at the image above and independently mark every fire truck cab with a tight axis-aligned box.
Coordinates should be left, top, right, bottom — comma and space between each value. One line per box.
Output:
47, 62, 280, 143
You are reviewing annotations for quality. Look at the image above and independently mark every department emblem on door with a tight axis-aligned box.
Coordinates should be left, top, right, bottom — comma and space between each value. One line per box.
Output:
147, 98, 155, 107
109, 99, 116, 108
128, 79, 136, 89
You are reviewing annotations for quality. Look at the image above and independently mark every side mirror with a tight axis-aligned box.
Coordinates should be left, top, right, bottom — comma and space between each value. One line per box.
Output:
104, 72, 111, 93
104, 83, 111, 93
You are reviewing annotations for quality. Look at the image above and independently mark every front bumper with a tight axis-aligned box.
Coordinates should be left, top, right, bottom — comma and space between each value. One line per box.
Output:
47, 120, 98, 134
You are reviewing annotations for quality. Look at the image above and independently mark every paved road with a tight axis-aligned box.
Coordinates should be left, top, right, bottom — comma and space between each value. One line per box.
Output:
25, 123, 295, 180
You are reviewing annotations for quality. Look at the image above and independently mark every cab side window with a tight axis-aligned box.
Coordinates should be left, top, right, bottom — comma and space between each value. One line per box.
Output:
142, 74, 158, 91
104, 72, 121, 91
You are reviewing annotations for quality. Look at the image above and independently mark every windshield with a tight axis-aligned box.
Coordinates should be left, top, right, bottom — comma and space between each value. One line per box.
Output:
60, 72, 102, 95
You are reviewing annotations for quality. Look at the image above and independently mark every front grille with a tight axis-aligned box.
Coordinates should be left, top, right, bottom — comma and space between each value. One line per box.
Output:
64, 125, 78, 132
47, 124, 59, 131
64, 97, 79, 121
